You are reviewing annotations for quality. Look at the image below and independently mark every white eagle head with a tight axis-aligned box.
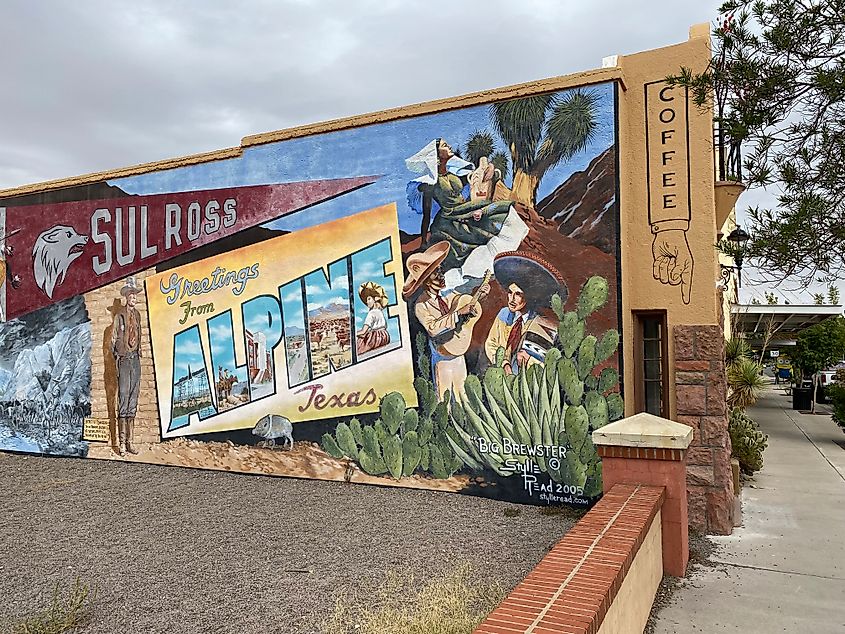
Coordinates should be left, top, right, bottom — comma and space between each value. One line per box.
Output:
32, 225, 89, 298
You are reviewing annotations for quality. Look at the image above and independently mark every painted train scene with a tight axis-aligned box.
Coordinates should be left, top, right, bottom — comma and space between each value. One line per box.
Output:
0, 81, 621, 506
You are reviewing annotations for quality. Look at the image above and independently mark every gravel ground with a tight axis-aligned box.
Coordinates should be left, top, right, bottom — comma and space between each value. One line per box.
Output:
644, 529, 716, 633
0, 452, 576, 634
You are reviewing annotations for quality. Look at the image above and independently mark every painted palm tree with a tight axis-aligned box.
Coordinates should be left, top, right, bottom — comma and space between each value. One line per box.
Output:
489, 89, 599, 207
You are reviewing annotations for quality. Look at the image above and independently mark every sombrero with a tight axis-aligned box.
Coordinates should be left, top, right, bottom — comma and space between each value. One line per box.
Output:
402, 241, 450, 299
493, 251, 568, 309
359, 281, 390, 308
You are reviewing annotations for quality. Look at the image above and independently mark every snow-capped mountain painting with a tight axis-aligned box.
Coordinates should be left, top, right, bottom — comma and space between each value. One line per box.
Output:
0, 296, 91, 456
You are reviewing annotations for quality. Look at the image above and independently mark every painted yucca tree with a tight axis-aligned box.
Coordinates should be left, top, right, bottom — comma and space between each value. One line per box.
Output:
464, 130, 509, 181
490, 90, 599, 207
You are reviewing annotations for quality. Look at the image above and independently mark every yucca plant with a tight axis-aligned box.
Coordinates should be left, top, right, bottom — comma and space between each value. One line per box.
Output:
724, 337, 752, 368
727, 357, 766, 409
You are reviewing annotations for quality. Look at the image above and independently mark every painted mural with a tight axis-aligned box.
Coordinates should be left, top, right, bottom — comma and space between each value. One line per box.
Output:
0, 82, 621, 506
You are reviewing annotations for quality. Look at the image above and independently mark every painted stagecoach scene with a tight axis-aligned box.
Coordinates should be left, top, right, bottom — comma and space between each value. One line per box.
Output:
0, 80, 621, 506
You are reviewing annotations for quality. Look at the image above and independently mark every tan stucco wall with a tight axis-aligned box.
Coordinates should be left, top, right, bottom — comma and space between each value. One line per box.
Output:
616, 26, 720, 419
597, 509, 663, 634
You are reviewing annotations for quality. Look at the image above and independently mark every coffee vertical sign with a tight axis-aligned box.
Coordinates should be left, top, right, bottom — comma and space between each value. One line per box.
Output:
645, 81, 694, 304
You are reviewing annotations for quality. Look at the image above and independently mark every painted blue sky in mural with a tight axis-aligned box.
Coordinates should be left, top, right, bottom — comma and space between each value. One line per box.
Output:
113, 83, 614, 236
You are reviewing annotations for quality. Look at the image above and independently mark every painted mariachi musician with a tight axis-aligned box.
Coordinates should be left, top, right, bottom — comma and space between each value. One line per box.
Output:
403, 241, 490, 402
484, 251, 565, 375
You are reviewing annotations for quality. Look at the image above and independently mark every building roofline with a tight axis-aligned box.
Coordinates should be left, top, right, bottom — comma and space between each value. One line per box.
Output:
0, 67, 624, 199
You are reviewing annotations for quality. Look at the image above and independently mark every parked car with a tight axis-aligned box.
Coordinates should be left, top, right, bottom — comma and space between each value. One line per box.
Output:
816, 362, 845, 403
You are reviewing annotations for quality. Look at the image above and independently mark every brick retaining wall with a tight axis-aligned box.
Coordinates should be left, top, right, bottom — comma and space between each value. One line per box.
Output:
474, 484, 665, 634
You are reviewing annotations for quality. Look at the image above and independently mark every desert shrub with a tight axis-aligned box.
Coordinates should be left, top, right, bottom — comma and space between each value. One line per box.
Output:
828, 369, 845, 430
729, 407, 768, 475
321, 564, 504, 634
724, 338, 751, 367
727, 357, 766, 410
7, 578, 97, 634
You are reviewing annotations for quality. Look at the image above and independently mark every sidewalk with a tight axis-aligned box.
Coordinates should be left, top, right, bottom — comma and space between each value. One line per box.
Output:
653, 385, 845, 633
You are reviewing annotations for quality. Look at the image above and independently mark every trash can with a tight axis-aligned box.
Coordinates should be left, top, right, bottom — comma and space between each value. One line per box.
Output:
792, 387, 813, 410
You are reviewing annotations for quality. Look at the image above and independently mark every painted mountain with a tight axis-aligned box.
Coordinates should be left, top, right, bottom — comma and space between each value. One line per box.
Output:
536, 147, 617, 255
308, 300, 350, 321
0, 297, 92, 456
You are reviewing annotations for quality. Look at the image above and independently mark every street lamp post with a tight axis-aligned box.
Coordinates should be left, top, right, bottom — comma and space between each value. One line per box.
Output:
719, 226, 751, 288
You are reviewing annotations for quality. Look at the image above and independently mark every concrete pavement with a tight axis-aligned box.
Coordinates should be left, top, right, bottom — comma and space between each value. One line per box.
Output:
653, 385, 845, 633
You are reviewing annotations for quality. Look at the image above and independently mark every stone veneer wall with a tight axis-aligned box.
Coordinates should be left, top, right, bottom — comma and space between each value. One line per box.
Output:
84, 269, 160, 448
673, 324, 734, 535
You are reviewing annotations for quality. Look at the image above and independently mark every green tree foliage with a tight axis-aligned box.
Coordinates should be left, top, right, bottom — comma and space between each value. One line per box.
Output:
464, 131, 510, 182
669, 0, 845, 284
827, 369, 845, 430
828, 285, 841, 306
792, 316, 845, 410
464, 130, 495, 167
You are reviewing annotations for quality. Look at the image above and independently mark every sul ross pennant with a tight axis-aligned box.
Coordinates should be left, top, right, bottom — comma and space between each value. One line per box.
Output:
0, 176, 377, 321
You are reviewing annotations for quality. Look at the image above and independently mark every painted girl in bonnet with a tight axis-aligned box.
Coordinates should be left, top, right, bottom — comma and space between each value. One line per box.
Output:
356, 281, 391, 356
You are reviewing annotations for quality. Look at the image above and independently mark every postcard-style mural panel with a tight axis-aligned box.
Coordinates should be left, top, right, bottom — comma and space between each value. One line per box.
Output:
0, 82, 621, 506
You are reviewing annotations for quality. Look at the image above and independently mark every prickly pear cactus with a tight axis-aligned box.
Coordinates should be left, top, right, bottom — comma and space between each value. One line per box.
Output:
320, 374, 466, 481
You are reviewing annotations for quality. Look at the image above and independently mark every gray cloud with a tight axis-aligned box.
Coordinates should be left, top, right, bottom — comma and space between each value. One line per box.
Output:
0, 0, 722, 189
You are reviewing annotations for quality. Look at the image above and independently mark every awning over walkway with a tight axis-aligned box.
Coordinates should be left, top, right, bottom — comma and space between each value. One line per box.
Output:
731, 304, 843, 346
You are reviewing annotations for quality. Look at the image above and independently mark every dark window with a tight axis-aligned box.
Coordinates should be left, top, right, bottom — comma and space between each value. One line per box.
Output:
634, 311, 669, 417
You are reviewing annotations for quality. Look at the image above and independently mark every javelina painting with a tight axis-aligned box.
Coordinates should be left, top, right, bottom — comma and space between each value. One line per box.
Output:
252, 414, 293, 450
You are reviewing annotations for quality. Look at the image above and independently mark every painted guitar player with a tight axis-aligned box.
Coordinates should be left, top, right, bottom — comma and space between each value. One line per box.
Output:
403, 241, 491, 402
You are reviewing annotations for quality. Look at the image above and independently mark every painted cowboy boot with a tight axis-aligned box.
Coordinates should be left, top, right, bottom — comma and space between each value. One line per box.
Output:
125, 417, 139, 455
117, 417, 127, 456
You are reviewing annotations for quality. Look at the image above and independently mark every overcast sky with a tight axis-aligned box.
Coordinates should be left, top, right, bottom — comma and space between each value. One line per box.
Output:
0, 0, 837, 302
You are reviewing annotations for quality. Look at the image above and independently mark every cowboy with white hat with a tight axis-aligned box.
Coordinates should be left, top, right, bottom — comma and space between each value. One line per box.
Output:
404, 241, 489, 401
111, 276, 143, 456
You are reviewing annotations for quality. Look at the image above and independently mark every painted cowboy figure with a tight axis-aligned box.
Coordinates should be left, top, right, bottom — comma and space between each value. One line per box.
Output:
111, 276, 143, 455
403, 241, 490, 402
484, 251, 566, 375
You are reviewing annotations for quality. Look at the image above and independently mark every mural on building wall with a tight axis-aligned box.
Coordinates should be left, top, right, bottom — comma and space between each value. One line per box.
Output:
0, 81, 622, 506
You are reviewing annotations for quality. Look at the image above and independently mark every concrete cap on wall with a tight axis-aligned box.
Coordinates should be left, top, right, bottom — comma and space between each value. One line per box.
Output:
689, 23, 710, 39
592, 413, 693, 450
